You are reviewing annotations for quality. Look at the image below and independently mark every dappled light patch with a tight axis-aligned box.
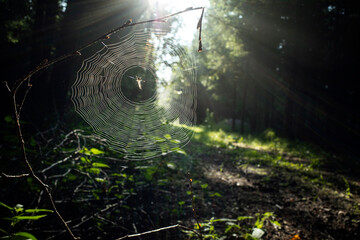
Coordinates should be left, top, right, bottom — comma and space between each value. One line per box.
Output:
233, 142, 267, 151
239, 164, 268, 176
183, 125, 360, 239
204, 164, 254, 187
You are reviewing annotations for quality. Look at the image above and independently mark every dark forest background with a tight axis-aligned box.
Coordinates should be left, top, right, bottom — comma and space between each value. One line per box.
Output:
195, 0, 360, 156
1, 0, 360, 239
1, 0, 359, 155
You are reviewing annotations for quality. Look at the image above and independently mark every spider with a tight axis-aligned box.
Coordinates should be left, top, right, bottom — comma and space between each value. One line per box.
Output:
127, 75, 145, 90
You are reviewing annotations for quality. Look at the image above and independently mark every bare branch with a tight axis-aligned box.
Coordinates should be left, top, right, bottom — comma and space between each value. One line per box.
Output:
1, 172, 30, 178
2, 81, 11, 92
77, 7, 204, 52
116, 224, 201, 240
47, 169, 72, 179
17, 78, 33, 117
41, 154, 78, 173
10, 7, 205, 95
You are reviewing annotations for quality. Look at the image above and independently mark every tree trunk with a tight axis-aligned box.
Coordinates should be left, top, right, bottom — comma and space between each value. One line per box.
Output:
240, 81, 247, 134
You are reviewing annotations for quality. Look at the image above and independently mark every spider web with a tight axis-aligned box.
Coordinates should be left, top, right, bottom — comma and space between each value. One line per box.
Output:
71, 26, 197, 160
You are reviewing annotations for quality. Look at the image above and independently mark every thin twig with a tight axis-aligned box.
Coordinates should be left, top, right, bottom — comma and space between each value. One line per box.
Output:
17, 79, 33, 117
2, 81, 11, 92
52, 129, 83, 151
41, 154, 78, 173
1, 172, 30, 178
47, 169, 72, 179
116, 224, 201, 240
72, 178, 87, 197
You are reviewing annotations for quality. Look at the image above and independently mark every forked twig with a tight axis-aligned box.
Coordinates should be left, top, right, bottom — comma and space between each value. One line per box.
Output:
3, 7, 205, 239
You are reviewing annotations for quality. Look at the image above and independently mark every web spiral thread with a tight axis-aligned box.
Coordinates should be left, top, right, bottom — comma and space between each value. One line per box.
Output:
71, 27, 197, 160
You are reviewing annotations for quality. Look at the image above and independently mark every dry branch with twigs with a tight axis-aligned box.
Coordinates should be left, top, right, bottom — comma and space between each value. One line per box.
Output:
1, 7, 204, 240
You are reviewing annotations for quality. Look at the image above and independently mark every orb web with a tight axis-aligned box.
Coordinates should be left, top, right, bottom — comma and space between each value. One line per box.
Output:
71, 27, 197, 160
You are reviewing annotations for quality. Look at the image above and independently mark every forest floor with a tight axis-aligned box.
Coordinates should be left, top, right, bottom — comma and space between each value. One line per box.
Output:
177, 126, 360, 240
1, 125, 360, 240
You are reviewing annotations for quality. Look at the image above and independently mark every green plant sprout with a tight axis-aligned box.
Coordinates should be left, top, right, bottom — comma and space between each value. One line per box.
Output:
343, 176, 352, 198
0, 202, 53, 240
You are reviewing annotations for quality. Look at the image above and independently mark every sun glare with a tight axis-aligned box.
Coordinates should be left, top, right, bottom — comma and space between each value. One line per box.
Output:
148, 0, 209, 45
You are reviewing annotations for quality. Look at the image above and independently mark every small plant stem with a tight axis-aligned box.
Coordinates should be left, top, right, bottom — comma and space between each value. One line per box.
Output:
188, 172, 203, 240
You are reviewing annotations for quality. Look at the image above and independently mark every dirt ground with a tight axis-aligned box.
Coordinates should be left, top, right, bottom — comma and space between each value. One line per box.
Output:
188, 145, 360, 240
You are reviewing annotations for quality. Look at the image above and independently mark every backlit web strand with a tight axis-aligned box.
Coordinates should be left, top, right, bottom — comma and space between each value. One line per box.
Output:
71, 27, 196, 160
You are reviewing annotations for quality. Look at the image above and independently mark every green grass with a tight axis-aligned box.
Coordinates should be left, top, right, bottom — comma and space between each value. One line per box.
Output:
186, 125, 323, 165
183, 124, 359, 197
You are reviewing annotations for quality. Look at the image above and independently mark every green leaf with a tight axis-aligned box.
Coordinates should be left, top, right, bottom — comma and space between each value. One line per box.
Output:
14, 205, 23, 213
160, 144, 169, 154
115, 194, 124, 199
88, 168, 100, 175
164, 134, 172, 140
12, 215, 47, 221
166, 163, 176, 170
80, 157, 90, 164
95, 178, 106, 183
225, 223, 241, 234
92, 162, 110, 168
112, 173, 126, 177
29, 137, 36, 147
12, 232, 37, 240
201, 183, 209, 189
154, 137, 165, 143
237, 216, 253, 221
144, 167, 156, 181
79, 147, 91, 155
170, 139, 181, 144
157, 179, 168, 185
270, 220, 281, 227
210, 218, 237, 223
4, 115, 12, 123
90, 148, 104, 155
25, 209, 53, 213
171, 147, 187, 155
209, 192, 222, 197
0, 202, 13, 211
